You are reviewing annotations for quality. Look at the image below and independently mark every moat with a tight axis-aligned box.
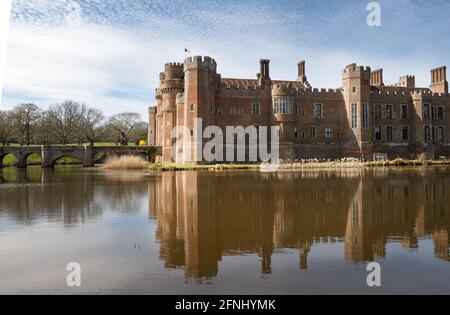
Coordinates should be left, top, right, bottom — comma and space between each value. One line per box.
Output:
0, 167, 450, 294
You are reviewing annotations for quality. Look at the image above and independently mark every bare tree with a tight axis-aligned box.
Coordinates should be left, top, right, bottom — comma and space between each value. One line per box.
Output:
106, 113, 142, 146
11, 103, 42, 146
34, 111, 54, 145
46, 100, 86, 145
0, 110, 15, 146
82, 108, 105, 146
131, 121, 149, 144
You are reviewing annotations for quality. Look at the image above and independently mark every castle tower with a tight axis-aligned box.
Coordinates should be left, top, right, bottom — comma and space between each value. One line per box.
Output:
158, 62, 185, 162
342, 64, 373, 157
182, 56, 217, 164
148, 106, 157, 146
430, 66, 448, 94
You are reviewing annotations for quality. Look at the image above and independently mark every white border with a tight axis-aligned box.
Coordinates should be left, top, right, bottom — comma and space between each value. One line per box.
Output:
0, 0, 12, 107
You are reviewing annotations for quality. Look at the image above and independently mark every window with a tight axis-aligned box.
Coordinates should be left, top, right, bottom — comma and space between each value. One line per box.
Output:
424, 125, 431, 142
374, 104, 382, 119
387, 126, 394, 142
210, 105, 214, 113
362, 103, 369, 129
385, 105, 393, 119
273, 97, 294, 115
374, 126, 382, 141
238, 107, 244, 116
402, 126, 409, 141
294, 127, 299, 138
190, 130, 194, 137
438, 127, 445, 143
190, 104, 195, 112
251, 103, 261, 116
309, 126, 317, 138
401, 105, 408, 119
423, 104, 430, 119
297, 106, 305, 116
314, 104, 323, 119
230, 107, 237, 116
351, 103, 358, 129
352, 86, 358, 94
217, 107, 224, 115
325, 128, 333, 139
437, 106, 444, 120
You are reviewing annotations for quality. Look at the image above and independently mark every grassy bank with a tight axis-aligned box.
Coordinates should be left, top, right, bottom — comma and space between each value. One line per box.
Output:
150, 159, 450, 171
149, 162, 261, 171
364, 158, 450, 167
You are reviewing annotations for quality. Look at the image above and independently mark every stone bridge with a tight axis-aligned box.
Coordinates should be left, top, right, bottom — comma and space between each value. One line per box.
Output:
0, 145, 162, 169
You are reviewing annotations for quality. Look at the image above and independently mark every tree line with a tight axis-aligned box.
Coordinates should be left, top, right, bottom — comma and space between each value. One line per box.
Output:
0, 100, 148, 146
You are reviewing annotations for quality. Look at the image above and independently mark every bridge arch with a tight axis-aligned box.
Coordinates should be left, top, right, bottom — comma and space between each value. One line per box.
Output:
22, 152, 42, 167
51, 154, 84, 167
0, 153, 18, 168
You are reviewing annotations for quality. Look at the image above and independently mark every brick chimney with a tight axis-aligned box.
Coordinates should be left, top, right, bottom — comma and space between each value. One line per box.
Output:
370, 69, 384, 86
297, 60, 306, 82
260, 59, 270, 80
430, 66, 448, 93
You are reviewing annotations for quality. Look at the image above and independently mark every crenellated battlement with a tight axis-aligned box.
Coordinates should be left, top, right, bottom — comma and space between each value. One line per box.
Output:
342, 63, 371, 80
184, 56, 217, 72
164, 62, 184, 80
411, 89, 450, 100
271, 82, 342, 98
165, 62, 183, 68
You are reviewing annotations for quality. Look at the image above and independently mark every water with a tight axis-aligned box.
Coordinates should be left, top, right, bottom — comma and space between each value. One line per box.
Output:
0, 166, 449, 295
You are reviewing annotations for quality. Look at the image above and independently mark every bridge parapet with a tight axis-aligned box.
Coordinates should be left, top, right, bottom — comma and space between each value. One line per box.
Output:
0, 145, 162, 169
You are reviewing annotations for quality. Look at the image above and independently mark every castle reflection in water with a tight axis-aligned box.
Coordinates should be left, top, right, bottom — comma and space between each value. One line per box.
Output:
1, 167, 450, 280
149, 169, 450, 278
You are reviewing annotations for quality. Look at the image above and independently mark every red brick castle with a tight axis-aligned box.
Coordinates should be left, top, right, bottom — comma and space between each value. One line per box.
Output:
148, 56, 449, 164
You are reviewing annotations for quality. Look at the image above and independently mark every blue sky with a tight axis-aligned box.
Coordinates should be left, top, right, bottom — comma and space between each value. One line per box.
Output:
1, 0, 450, 118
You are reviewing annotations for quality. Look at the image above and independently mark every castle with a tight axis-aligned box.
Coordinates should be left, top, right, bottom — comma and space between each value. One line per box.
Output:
148, 56, 449, 163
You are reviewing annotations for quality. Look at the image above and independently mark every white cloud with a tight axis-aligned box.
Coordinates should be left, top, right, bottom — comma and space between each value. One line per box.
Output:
2, 0, 448, 119
2, 22, 161, 118
0, 0, 13, 106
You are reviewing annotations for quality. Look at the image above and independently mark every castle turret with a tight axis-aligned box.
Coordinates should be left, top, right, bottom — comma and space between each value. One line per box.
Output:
158, 62, 185, 161
430, 66, 448, 94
